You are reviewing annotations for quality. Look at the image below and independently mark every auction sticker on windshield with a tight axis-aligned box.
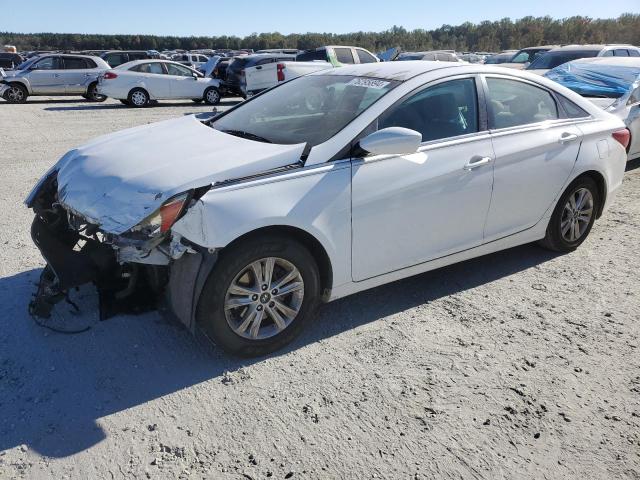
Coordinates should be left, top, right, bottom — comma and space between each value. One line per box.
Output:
347, 78, 390, 89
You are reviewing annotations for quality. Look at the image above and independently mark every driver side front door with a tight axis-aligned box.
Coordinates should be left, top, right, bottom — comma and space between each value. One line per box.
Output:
351, 77, 495, 281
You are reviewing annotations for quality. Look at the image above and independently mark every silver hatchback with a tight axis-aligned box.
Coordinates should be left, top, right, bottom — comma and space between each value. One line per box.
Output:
0, 54, 110, 103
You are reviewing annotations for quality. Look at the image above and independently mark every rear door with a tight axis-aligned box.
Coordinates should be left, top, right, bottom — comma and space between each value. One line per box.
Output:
482, 75, 583, 240
61, 56, 94, 94
27, 56, 65, 94
165, 62, 202, 98
133, 62, 171, 98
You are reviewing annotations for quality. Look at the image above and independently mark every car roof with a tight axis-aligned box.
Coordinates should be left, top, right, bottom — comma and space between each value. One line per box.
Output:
518, 45, 559, 51
570, 57, 640, 67
548, 44, 635, 53
314, 61, 466, 81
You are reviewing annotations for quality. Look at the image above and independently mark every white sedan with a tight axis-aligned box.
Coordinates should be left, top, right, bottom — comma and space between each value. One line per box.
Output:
97, 59, 222, 107
27, 62, 628, 356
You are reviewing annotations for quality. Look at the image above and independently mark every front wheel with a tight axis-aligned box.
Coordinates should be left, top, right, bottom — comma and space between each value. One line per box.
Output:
3, 83, 28, 103
196, 235, 321, 357
203, 87, 220, 105
539, 177, 600, 252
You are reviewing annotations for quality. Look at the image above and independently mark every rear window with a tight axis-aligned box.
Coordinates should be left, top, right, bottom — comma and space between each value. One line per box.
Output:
528, 51, 598, 70
229, 57, 249, 70
296, 49, 326, 62
356, 49, 377, 64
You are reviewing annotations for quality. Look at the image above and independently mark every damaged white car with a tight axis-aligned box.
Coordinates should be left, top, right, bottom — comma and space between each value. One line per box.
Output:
27, 62, 629, 356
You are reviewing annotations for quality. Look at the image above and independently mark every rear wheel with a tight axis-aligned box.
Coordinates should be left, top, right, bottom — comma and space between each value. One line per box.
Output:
3, 83, 28, 103
86, 82, 107, 102
539, 177, 600, 252
127, 88, 150, 107
203, 87, 221, 105
196, 235, 321, 357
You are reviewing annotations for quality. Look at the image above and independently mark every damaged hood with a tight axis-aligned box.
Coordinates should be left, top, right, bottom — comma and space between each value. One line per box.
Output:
52, 115, 306, 234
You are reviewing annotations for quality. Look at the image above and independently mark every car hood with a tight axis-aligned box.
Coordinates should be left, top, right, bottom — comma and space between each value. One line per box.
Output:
52, 115, 307, 234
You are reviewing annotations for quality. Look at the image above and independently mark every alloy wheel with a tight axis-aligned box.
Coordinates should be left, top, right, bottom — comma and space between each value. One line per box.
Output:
6, 86, 25, 102
224, 257, 304, 340
206, 89, 219, 104
560, 187, 594, 242
131, 91, 148, 106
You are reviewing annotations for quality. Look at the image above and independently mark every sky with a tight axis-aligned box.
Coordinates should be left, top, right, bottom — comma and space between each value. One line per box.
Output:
1, 0, 638, 37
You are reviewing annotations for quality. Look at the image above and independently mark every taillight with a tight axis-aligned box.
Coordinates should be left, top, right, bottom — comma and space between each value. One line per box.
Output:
103, 71, 118, 80
612, 128, 630, 150
277, 63, 285, 82
159, 196, 188, 233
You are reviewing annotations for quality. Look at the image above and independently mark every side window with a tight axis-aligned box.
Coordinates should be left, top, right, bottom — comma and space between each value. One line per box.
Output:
511, 52, 529, 63
614, 49, 629, 57
602, 50, 614, 57
486, 78, 558, 129
629, 49, 640, 57
356, 49, 377, 64
129, 52, 147, 61
334, 48, 355, 64
33, 56, 61, 70
557, 95, 590, 118
135, 63, 164, 74
85, 58, 97, 68
106, 53, 128, 67
379, 78, 479, 143
166, 63, 193, 76
63, 57, 88, 69
257, 58, 274, 66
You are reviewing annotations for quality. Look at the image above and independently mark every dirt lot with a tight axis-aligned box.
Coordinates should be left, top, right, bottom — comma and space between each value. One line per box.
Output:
0, 96, 639, 480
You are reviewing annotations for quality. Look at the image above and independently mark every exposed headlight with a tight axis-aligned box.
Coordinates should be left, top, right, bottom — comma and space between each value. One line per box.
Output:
132, 192, 190, 236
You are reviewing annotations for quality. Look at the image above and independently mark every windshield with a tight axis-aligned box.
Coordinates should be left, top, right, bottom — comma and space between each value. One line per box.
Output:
528, 51, 598, 70
15, 57, 38, 70
212, 75, 399, 146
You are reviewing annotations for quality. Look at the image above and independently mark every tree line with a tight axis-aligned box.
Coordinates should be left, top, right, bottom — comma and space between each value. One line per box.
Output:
2, 14, 639, 54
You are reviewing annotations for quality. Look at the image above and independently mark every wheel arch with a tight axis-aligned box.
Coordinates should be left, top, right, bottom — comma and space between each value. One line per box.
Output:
220, 225, 334, 300
7, 79, 30, 94
573, 170, 607, 218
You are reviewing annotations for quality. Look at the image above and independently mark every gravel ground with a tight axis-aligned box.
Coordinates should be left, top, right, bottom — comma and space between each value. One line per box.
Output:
0, 96, 639, 480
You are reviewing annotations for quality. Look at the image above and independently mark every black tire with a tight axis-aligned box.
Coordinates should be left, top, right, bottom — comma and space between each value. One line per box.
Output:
119, 99, 131, 105
196, 234, 321, 357
3, 83, 28, 103
539, 176, 600, 252
203, 87, 221, 105
127, 88, 150, 107
191, 98, 203, 103
86, 82, 107, 102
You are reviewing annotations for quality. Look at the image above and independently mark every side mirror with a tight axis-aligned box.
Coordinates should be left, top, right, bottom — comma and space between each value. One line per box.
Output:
359, 127, 422, 156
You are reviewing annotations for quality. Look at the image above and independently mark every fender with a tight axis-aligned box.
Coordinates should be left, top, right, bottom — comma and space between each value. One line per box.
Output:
171, 160, 353, 289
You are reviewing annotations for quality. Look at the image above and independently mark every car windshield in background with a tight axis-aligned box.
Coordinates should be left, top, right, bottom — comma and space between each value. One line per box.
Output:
212, 75, 399, 146
528, 51, 598, 70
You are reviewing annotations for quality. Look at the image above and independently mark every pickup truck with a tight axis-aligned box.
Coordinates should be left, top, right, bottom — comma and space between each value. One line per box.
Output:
243, 45, 379, 97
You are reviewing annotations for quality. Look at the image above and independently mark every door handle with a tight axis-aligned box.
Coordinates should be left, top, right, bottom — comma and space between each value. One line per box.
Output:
255, 65, 262, 70
559, 132, 579, 144
464, 156, 493, 171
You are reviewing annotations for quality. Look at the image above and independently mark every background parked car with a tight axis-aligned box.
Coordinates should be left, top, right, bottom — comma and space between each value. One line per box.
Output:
484, 50, 519, 64
0, 54, 109, 103
526, 44, 640, 74
97, 59, 222, 107
396, 50, 462, 62
172, 53, 210, 70
0, 52, 24, 69
296, 45, 379, 65
225, 53, 296, 97
498, 45, 559, 69
545, 56, 640, 160
100, 50, 155, 68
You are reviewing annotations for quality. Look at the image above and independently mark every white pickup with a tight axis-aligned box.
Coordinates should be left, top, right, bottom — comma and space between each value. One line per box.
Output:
244, 61, 333, 97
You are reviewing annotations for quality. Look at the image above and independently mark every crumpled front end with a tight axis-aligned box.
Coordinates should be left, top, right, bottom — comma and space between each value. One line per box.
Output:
26, 170, 198, 320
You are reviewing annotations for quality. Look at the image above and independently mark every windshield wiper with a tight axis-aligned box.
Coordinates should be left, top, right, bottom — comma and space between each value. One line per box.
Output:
220, 129, 272, 143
